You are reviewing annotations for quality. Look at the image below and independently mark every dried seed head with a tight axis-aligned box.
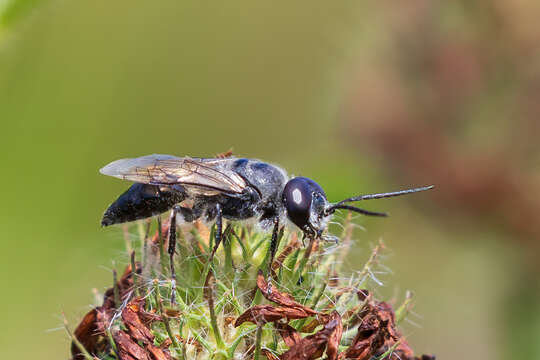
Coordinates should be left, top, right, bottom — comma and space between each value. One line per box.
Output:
71, 220, 433, 360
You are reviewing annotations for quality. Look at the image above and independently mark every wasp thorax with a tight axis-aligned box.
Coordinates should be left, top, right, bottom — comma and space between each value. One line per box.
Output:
282, 177, 328, 235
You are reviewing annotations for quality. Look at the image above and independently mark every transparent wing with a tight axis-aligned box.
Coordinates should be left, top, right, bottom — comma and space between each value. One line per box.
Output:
100, 154, 246, 195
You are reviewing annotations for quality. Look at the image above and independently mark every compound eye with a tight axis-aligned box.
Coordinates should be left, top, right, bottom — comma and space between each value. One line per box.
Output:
282, 177, 319, 230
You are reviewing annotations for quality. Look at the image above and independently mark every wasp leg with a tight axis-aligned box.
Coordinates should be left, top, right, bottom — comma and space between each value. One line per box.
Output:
167, 206, 180, 305
264, 218, 281, 288
166, 204, 204, 304
209, 203, 223, 261
268, 218, 280, 271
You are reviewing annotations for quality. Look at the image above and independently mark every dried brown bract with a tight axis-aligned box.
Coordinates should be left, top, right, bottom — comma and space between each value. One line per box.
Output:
236, 271, 320, 327
341, 300, 432, 360
114, 331, 150, 360
280, 312, 341, 360
261, 348, 281, 360
114, 298, 173, 360
235, 304, 312, 326
274, 322, 302, 347
256, 270, 318, 317
121, 299, 155, 344
326, 311, 343, 360
71, 308, 103, 360
71, 263, 142, 360
235, 273, 432, 360
235, 272, 346, 360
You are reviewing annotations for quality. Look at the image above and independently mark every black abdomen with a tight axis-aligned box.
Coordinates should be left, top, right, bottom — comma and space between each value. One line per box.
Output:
101, 183, 186, 226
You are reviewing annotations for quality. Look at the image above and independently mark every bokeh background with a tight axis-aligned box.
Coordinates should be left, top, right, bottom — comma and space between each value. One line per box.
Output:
1, 1, 539, 359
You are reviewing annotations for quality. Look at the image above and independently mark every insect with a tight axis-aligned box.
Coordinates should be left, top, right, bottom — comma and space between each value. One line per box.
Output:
100, 154, 433, 265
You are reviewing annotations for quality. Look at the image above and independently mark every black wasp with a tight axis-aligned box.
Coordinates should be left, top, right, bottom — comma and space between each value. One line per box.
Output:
100, 154, 432, 268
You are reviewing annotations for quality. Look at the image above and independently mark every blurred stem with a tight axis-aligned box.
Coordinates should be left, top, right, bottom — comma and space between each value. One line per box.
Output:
293, 236, 316, 285
254, 325, 263, 360
138, 219, 151, 269
395, 291, 413, 323
63, 313, 94, 360
106, 329, 118, 358
112, 267, 120, 307
157, 215, 167, 276
336, 240, 383, 312
204, 271, 225, 348
224, 226, 233, 273
375, 340, 400, 360
130, 251, 140, 297
122, 224, 132, 254
153, 280, 180, 350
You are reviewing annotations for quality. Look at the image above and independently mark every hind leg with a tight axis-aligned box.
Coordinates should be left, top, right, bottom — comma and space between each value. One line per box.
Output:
167, 204, 203, 305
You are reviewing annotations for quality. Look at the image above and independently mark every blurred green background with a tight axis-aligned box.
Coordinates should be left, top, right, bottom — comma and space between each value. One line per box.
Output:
1, 0, 539, 359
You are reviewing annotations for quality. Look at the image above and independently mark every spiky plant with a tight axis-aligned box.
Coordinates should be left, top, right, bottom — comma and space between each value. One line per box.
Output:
68, 213, 434, 360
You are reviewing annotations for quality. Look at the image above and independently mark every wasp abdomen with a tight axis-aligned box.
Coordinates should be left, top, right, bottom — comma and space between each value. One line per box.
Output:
101, 183, 186, 227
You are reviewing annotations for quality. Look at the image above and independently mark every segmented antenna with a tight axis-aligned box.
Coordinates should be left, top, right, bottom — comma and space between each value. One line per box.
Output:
326, 185, 434, 216
330, 205, 387, 217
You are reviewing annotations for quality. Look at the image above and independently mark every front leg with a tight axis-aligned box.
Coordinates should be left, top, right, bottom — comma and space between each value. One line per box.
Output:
265, 217, 281, 284
268, 217, 280, 269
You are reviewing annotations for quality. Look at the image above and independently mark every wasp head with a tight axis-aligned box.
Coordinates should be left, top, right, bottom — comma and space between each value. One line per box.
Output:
282, 177, 332, 239
283, 177, 434, 240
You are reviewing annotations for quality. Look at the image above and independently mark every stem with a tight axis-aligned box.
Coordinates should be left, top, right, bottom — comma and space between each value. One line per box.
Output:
106, 329, 119, 358
153, 279, 180, 349
293, 236, 317, 285
395, 290, 414, 323
140, 219, 151, 269
157, 215, 167, 276
130, 251, 140, 297
112, 267, 120, 307
375, 340, 401, 360
336, 240, 384, 311
204, 271, 225, 348
224, 226, 233, 272
62, 313, 94, 360
122, 224, 132, 254
254, 325, 263, 360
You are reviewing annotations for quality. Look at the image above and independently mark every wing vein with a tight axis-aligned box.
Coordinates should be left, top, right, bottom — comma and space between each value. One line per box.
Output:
100, 154, 246, 195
